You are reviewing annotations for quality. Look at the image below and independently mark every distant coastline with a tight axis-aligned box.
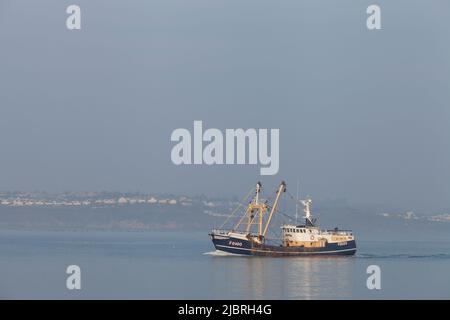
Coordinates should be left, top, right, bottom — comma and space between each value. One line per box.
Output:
0, 191, 449, 241
0, 191, 220, 208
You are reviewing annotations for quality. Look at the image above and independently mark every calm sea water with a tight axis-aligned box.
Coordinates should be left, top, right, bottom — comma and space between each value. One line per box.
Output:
0, 230, 449, 299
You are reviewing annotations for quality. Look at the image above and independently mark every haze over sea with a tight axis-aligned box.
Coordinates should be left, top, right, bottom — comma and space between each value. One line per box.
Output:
0, 230, 449, 299
1, 0, 449, 300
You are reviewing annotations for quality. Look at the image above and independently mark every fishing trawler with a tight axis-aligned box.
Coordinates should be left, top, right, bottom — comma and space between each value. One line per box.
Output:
209, 181, 356, 256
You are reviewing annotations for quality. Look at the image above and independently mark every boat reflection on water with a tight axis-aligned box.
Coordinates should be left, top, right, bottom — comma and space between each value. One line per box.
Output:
210, 254, 356, 299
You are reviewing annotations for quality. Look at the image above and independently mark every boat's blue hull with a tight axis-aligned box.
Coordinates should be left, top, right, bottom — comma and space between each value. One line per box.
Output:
210, 234, 356, 256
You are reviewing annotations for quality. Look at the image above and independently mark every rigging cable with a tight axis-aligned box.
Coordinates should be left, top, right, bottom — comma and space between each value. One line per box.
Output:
219, 186, 255, 229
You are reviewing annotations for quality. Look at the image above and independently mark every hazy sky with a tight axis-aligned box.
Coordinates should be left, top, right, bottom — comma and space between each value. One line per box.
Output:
0, 1, 449, 212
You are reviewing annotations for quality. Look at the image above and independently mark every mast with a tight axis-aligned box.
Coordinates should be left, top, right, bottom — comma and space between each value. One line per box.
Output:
243, 182, 265, 236
295, 179, 299, 224
262, 181, 286, 237
255, 181, 261, 205
301, 198, 313, 226
256, 182, 262, 236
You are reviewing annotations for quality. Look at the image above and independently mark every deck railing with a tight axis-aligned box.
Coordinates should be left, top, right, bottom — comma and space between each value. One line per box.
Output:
211, 229, 248, 235
324, 229, 353, 236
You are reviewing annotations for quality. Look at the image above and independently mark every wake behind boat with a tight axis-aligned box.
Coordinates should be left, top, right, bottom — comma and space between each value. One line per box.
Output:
209, 181, 356, 256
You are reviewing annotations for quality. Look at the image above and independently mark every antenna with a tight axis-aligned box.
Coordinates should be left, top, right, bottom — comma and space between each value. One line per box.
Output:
295, 179, 299, 224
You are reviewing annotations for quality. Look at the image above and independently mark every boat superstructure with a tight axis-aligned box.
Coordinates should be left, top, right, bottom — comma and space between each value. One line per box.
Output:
209, 181, 356, 256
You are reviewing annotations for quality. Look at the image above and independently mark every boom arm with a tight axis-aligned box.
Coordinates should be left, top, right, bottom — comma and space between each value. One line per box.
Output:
262, 181, 286, 237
